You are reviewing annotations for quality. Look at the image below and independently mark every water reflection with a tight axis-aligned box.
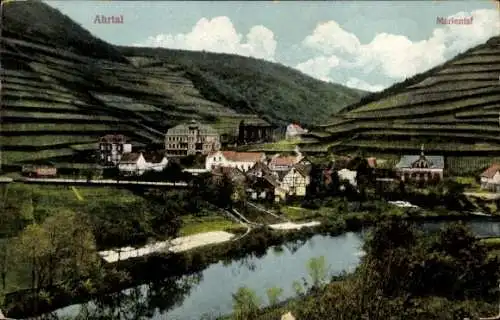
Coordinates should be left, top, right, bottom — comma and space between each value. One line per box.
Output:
41, 221, 500, 320
48, 233, 363, 320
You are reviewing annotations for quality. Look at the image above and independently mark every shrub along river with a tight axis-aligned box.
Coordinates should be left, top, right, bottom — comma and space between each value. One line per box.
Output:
47, 220, 500, 320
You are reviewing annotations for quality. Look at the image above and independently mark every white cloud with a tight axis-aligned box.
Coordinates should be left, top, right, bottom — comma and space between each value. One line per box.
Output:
299, 9, 500, 80
302, 20, 361, 55
345, 77, 385, 92
295, 55, 340, 82
134, 16, 277, 61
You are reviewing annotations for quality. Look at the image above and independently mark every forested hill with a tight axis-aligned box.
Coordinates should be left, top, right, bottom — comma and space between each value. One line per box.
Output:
0, 0, 365, 166
300, 35, 500, 157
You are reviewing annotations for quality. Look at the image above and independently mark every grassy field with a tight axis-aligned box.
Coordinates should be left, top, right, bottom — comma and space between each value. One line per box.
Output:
179, 215, 240, 236
1, 1, 364, 165
301, 35, 500, 156
246, 138, 301, 152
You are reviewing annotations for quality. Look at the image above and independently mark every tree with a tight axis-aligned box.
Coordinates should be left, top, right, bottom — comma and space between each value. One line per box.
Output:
148, 198, 182, 238
13, 224, 51, 299
217, 174, 235, 208
266, 286, 283, 306
307, 256, 329, 290
232, 286, 261, 320
41, 210, 100, 289
306, 163, 324, 198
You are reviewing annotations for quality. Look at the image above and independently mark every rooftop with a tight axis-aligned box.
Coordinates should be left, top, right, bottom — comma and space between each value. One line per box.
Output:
481, 164, 500, 178
395, 155, 444, 169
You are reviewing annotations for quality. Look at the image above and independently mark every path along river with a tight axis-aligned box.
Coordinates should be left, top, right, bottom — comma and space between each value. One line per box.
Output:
52, 220, 500, 320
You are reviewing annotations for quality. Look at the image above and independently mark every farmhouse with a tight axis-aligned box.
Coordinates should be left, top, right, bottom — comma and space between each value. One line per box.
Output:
165, 120, 221, 157
395, 146, 444, 183
118, 153, 147, 176
480, 164, 500, 192
205, 151, 266, 172
99, 134, 132, 166
275, 163, 311, 201
246, 162, 279, 201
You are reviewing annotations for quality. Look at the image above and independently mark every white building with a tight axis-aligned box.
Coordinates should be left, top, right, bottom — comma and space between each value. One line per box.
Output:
205, 151, 266, 172
118, 153, 148, 176
481, 164, 500, 192
338, 168, 357, 187
144, 153, 169, 172
285, 123, 308, 140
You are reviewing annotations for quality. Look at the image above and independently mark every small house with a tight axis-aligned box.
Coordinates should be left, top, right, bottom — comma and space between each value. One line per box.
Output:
22, 165, 57, 177
205, 151, 266, 172
246, 162, 279, 201
285, 123, 308, 140
144, 152, 168, 172
480, 164, 500, 192
118, 153, 147, 176
275, 163, 311, 200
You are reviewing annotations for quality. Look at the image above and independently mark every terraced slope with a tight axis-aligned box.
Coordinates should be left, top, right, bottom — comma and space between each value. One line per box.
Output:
0, 0, 365, 166
301, 35, 500, 161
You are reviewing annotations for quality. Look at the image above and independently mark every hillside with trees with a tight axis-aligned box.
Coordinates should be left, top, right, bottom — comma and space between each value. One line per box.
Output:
0, 0, 365, 166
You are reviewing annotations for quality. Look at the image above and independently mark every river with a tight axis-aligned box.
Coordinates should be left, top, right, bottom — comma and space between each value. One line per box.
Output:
48, 220, 500, 320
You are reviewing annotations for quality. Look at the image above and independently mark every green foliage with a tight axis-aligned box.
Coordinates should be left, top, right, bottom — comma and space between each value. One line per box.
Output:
306, 256, 329, 289
6, 211, 100, 296
266, 287, 283, 306
232, 286, 261, 320
119, 47, 366, 127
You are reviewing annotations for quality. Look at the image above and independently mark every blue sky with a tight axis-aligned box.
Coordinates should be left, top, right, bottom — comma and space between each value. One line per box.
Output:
44, 1, 499, 92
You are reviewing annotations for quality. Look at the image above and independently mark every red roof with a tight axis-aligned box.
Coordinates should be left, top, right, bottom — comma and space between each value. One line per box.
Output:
481, 164, 500, 178
270, 156, 297, 166
213, 151, 264, 162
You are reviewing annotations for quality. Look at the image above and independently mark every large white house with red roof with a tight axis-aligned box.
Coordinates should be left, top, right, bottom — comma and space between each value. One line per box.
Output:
205, 151, 266, 172
480, 164, 500, 192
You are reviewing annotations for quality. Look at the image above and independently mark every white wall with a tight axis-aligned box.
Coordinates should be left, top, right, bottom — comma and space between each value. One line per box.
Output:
205, 152, 258, 172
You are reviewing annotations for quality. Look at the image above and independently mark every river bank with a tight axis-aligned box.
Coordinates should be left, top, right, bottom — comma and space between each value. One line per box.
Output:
33, 218, 500, 320
5, 208, 500, 319
2, 220, 348, 318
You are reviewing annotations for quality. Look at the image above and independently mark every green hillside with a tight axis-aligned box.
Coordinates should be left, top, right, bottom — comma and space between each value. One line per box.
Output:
300, 34, 500, 165
0, 0, 365, 166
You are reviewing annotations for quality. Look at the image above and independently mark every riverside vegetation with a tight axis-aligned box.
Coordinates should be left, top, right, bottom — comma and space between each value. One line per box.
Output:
227, 219, 500, 320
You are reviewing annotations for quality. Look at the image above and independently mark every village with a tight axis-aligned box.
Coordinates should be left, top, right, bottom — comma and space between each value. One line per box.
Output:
18, 119, 500, 209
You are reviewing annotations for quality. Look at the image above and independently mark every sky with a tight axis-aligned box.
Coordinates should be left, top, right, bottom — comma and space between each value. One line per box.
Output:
43, 1, 499, 92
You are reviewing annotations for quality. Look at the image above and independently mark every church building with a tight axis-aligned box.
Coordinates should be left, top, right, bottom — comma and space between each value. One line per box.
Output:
395, 145, 444, 184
